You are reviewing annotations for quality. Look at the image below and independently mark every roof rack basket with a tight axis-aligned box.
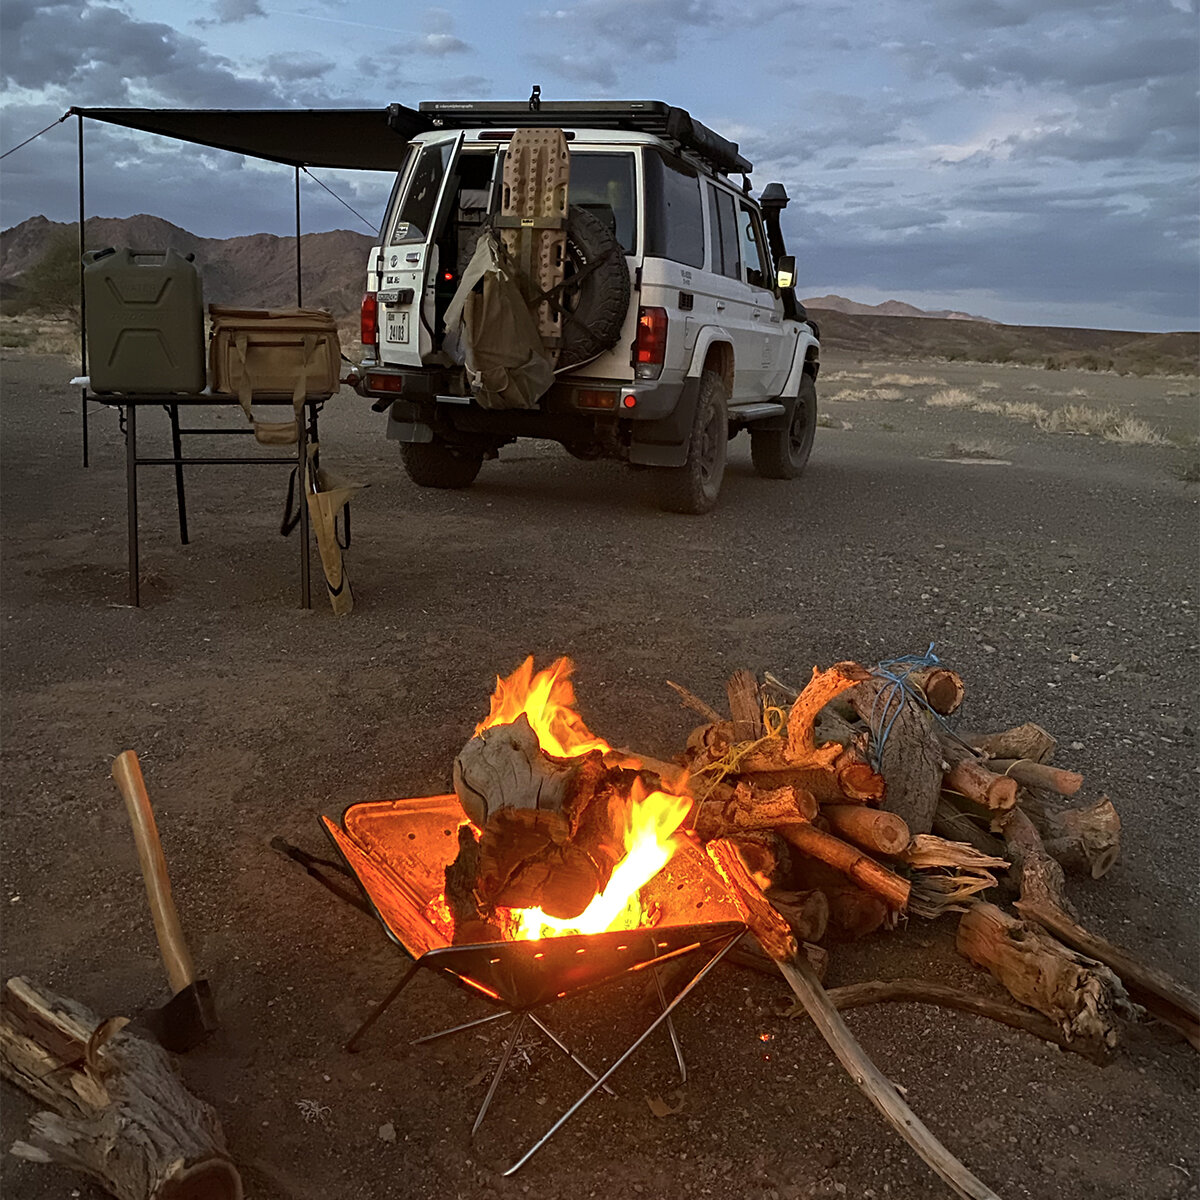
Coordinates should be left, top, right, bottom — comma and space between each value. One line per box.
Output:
400, 99, 752, 176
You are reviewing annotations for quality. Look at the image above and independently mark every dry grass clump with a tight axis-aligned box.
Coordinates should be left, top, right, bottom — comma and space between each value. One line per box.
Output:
1, 316, 79, 356
822, 370, 871, 383
978, 380, 1001, 391
874, 387, 905, 402
877, 373, 945, 387
1067, 386, 1088, 397
1022, 383, 1043, 392
927, 387, 978, 409
1002, 401, 1049, 423
1039, 403, 1120, 435
1102, 418, 1168, 446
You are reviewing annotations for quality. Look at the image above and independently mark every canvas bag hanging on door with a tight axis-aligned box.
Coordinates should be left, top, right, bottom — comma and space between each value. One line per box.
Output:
282, 443, 363, 616
209, 307, 341, 443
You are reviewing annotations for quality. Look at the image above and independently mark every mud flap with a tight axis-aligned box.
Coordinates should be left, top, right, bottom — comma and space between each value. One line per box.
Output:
628, 377, 702, 467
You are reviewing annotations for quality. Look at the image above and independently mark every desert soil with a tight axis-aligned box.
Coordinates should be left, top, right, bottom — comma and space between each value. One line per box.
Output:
1, 349, 1197, 1200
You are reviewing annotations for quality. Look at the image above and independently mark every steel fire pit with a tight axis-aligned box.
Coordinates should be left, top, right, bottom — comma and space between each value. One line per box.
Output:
323, 794, 746, 1174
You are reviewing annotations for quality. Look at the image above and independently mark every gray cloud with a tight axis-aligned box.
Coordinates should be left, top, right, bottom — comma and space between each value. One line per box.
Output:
262, 52, 334, 83
211, 0, 264, 24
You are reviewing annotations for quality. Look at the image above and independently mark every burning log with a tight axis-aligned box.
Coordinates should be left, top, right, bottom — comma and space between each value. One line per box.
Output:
956, 902, 1131, 1060
0, 976, 242, 1200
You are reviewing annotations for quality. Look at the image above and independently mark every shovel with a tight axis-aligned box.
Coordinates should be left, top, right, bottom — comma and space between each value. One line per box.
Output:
112, 750, 218, 1052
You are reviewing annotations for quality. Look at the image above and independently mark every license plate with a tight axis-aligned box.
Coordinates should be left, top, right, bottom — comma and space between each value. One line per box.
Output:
386, 311, 410, 344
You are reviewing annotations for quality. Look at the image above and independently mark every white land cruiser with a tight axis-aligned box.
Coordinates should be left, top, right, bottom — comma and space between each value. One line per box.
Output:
355, 99, 820, 514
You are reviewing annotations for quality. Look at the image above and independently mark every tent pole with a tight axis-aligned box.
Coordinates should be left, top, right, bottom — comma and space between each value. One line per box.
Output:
295, 166, 302, 307
78, 112, 89, 468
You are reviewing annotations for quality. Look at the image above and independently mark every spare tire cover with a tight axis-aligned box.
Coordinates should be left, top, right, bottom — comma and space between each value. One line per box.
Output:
557, 204, 631, 371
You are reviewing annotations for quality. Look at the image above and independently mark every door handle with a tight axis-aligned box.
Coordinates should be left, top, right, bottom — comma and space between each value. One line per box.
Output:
715, 301, 726, 312
751, 309, 761, 319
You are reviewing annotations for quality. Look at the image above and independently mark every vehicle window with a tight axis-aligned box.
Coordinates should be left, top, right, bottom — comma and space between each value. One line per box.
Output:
571, 152, 637, 255
643, 148, 704, 267
708, 185, 741, 280
388, 142, 453, 244
740, 202, 773, 289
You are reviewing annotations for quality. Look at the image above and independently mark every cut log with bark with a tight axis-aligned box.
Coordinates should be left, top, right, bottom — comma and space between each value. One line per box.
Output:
985, 759, 1083, 797
766, 889, 830, 944
778, 822, 911, 910
1014, 898, 1200, 1051
907, 666, 965, 715
940, 742, 1019, 814
0, 976, 242, 1200
821, 804, 911, 858
960, 723, 1058, 764
690, 781, 817, 840
726, 667, 764, 741
1019, 792, 1121, 879
848, 677, 943, 835
956, 902, 1132, 1060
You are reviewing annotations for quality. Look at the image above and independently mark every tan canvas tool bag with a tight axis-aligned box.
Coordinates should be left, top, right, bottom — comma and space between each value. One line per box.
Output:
208, 307, 341, 443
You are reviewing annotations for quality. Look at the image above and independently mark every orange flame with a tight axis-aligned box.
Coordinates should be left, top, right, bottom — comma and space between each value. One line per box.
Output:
477, 656, 611, 759
503, 780, 691, 940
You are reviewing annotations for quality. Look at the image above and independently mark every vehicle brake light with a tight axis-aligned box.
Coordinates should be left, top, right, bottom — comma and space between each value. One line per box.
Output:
361, 292, 378, 349
634, 307, 667, 380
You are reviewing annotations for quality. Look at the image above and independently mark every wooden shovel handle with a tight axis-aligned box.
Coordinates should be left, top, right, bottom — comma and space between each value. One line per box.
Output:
112, 750, 196, 994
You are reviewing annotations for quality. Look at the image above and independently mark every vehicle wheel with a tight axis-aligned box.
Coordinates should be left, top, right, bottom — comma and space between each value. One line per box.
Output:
400, 440, 484, 489
652, 371, 729, 514
556, 205, 631, 370
562, 441, 604, 461
751, 374, 817, 479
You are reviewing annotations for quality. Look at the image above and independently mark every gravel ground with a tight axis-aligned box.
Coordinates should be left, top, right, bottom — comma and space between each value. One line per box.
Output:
1, 349, 1197, 1200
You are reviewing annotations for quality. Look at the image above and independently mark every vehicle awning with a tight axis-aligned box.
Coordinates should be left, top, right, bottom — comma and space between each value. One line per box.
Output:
68, 105, 431, 171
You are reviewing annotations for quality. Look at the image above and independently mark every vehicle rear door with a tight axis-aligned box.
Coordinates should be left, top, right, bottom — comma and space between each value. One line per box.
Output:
376, 132, 464, 368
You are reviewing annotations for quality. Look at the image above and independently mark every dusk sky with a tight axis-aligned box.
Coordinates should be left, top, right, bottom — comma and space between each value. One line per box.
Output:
1, 0, 1197, 331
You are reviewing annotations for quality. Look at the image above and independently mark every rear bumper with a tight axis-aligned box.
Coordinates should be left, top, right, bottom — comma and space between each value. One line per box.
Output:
362, 365, 699, 466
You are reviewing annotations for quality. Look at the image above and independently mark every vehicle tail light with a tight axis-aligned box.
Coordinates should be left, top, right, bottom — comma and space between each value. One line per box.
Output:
364, 371, 404, 394
634, 307, 667, 380
361, 292, 378, 350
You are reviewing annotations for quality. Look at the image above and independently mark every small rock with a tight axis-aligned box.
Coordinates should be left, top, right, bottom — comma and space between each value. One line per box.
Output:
378, 1122, 396, 1143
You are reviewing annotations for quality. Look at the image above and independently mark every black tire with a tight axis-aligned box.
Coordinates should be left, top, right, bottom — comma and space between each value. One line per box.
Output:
556, 205, 631, 370
652, 371, 729, 514
400, 440, 483, 489
751, 374, 817, 479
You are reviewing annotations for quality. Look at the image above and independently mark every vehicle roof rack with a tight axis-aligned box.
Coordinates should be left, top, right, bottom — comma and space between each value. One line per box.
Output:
406, 100, 753, 176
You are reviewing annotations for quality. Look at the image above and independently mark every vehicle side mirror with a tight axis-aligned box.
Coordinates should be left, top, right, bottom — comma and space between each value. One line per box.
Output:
775, 255, 796, 290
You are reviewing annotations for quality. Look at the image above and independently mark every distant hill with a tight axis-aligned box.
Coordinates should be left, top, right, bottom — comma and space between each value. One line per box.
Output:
2, 214, 1196, 374
0, 214, 373, 320
802, 293, 991, 322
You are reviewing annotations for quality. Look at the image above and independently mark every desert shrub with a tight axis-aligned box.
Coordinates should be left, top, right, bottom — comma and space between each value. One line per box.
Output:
11, 230, 81, 315
1103, 418, 1167, 445
927, 387, 977, 409
945, 439, 1007, 459
877, 373, 944, 386
1003, 401, 1049, 423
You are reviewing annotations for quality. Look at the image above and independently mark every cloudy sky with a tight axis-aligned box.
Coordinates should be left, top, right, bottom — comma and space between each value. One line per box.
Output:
1, 0, 1196, 330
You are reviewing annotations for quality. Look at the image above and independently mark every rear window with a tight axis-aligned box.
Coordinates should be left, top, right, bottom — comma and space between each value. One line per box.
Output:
569, 152, 637, 254
643, 148, 705, 268
708, 184, 742, 280
388, 142, 453, 244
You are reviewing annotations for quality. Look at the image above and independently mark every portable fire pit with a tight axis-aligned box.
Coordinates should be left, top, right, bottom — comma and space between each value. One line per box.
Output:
324, 793, 746, 1174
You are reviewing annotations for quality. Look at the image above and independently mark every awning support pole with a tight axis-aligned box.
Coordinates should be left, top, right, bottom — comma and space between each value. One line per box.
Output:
294, 166, 302, 307
77, 112, 88, 468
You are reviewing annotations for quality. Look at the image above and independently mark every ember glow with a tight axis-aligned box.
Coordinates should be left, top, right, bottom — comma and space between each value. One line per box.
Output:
482, 657, 693, 941
477, 656, 611, 758
503, 782, 691, 940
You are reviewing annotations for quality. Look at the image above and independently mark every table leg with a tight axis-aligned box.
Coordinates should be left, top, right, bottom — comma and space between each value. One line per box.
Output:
81, 389, 89, 468
169, 404, 189, 545
125, 405, 139, 607
297, 410, 311, 610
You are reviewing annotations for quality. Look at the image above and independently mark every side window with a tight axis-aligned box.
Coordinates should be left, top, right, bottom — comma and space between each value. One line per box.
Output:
388, 142, 452, 244
709, 186, 742, 280
739, 202, 773, 289
643, 148, 704, 267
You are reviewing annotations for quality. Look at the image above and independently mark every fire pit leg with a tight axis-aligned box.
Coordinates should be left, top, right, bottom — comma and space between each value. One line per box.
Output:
503, 928, 744, 1177
412, 1010, 509, 1046
473, 1013, 530, 1136
344, 959, 421, 1053
527, 1013, 619, 1098
650, 965, 688, 1085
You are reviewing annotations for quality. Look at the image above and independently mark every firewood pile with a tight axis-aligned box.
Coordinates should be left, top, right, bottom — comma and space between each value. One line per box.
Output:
445, 654, 1198, 1198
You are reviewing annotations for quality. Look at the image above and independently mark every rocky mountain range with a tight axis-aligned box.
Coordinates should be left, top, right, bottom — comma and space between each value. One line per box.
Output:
1, 213, 986, 324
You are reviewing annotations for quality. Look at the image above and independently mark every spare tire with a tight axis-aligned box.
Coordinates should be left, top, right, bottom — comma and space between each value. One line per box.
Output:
555, 204, 631, 370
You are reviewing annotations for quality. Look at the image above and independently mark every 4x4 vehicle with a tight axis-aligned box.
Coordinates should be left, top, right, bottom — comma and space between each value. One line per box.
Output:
355, 99, 820, 513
